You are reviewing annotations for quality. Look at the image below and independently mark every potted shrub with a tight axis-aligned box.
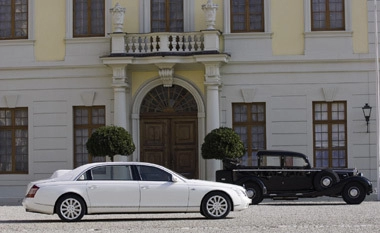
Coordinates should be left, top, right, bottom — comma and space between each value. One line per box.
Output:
86, 125, 136, 162
201, 127, 245, 169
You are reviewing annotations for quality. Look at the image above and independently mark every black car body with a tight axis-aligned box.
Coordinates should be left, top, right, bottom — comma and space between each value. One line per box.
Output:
216, 150, 373, 204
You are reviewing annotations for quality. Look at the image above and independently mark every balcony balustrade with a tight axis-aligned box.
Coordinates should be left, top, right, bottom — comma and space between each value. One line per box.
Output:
109, 30, 221, 56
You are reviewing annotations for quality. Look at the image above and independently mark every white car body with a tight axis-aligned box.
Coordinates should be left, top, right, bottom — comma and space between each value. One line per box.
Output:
23, 162, 250, 221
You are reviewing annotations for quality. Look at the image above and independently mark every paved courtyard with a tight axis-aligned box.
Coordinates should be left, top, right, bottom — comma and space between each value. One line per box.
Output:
1, 198, 380, 233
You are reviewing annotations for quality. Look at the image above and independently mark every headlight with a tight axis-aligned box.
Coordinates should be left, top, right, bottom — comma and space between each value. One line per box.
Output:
233, 188, 247, 197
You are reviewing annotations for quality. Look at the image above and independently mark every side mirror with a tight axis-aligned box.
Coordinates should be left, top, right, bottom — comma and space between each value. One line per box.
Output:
172, 176, 179, 183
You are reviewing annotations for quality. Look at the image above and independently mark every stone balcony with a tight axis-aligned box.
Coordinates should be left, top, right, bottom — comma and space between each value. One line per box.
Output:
109, 30, 222, 57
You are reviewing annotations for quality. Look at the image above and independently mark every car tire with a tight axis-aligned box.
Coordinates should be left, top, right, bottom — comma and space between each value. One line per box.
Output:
56, 194, 86, 222
342, 182, 366, 205
201, 192, 231, 219
244, 182, 263, 205
313, 170, 340, 191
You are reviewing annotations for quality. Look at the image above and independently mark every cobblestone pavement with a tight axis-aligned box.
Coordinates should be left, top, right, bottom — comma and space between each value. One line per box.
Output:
1, 199, 380, 233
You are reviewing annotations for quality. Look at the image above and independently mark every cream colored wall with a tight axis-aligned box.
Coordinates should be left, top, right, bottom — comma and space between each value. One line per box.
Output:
176, 70, 205, 95
271, 0, 304, 55
34, 0, 66, 61
352, 0, 368, 54
131, 70, 205, 97
114, 0, 139, 33
131, 72, 158, 96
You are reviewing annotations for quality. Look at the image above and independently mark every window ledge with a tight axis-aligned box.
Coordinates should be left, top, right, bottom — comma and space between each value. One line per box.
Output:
0, 39, 35, 46
304, 31, 353, 38
224, 32, 273, 40
65, 37, 110, 44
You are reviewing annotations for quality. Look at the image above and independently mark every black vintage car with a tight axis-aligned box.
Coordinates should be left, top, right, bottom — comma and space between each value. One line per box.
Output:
216, 150, 373, 204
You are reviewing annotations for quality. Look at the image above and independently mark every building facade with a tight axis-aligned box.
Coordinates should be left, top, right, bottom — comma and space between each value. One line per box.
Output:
0, 0, 378, 204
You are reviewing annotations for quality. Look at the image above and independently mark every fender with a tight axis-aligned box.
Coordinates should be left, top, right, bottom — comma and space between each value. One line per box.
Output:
316, 176, 373, 196
235, 176, 268, 195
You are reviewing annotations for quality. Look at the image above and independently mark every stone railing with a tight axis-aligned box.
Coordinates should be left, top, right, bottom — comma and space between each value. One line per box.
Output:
125, 32, 204, 54
110, 30, 221, 55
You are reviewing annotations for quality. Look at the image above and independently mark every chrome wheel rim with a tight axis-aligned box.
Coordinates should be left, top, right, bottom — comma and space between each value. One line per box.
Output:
321, 177, 332, 187
348, 187, 360, 198
246, 189, 256, 199
60, 198, 82, 220
206, 195, 228, 217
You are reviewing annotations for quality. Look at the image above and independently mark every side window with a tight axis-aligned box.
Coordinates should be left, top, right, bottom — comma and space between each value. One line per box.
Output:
260, 155, 281, 168
84, 165, 133, 180
0, 0, 28, 40
231, 0, 264, 33
284, 156, 309, 168
151, 0, 183, 32
233, 103, 266, 166
311, 0, 344, 31
137, 165, 172, 181
73, 0, 105, 37
0, 108, 28, 174
313, 101, 347, 168
73, 106, 105, 168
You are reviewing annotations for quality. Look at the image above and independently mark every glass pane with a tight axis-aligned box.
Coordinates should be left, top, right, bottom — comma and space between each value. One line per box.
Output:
74, 0, 88, 35
90, 0, 104, 34
234, 105, 248, 122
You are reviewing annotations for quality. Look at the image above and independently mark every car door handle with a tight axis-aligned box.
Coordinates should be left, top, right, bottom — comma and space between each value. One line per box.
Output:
88, 185, 98, 190
141, 186, 149, 190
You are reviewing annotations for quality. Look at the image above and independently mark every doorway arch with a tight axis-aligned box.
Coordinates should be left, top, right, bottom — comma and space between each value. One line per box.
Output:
131, 77, 206, 179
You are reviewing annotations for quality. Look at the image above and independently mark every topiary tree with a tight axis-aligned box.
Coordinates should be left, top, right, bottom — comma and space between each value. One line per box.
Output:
201, 127, 245, 161
86, 125, 136, 162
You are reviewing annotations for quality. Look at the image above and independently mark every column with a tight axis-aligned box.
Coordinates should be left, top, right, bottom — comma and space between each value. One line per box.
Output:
204, 62, 222, 181
111, 65, 128, 129
111, 65, 130, 162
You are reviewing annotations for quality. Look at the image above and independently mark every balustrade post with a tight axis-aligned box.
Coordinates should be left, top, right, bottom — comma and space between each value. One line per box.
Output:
159, 34, 170, 52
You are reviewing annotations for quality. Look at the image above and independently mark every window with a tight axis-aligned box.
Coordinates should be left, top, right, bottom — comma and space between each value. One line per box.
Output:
0, 0, 28, 40
311, 0, 345, 31
231, 0, 264, 33
73, 0, 105, 37
0, 108, 28, 174
233, 103, 266, 166
81, 165, 133, 181
74, 106, 105, 167
151, 0, 183, 32
313, 102, 347, 168
137, 165, 172, 181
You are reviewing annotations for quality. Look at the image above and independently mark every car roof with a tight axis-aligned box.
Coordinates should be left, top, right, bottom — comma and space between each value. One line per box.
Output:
256, 150, 307, 158
58, 161, 172, 181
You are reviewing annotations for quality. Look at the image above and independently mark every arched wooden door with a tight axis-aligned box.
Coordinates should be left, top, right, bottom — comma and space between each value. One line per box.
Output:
140, 85, 198, 179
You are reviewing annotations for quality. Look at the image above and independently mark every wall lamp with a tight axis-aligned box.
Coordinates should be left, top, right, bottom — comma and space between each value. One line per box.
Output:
362, 103, 372, 133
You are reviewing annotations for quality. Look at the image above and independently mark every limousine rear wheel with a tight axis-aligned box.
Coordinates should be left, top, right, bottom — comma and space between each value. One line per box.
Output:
342, 182, 366, 205
56, 194, 86, 222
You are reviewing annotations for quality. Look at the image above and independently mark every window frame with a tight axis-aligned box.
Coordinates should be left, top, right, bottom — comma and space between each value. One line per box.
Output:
150, 0, 184, 32
312, 101, 347, 168
0, 107, 28, 174
73, 106, 106, 168
304, 0, 351, 33
66, 0, 111, 39
311, 0, 345, 31
140, 0, 193, 33
230, 0, 265, 33
223, 0, 271, 34
0, 0, 28, 40
232, 102, 267, 166
72, 0, 106, 37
